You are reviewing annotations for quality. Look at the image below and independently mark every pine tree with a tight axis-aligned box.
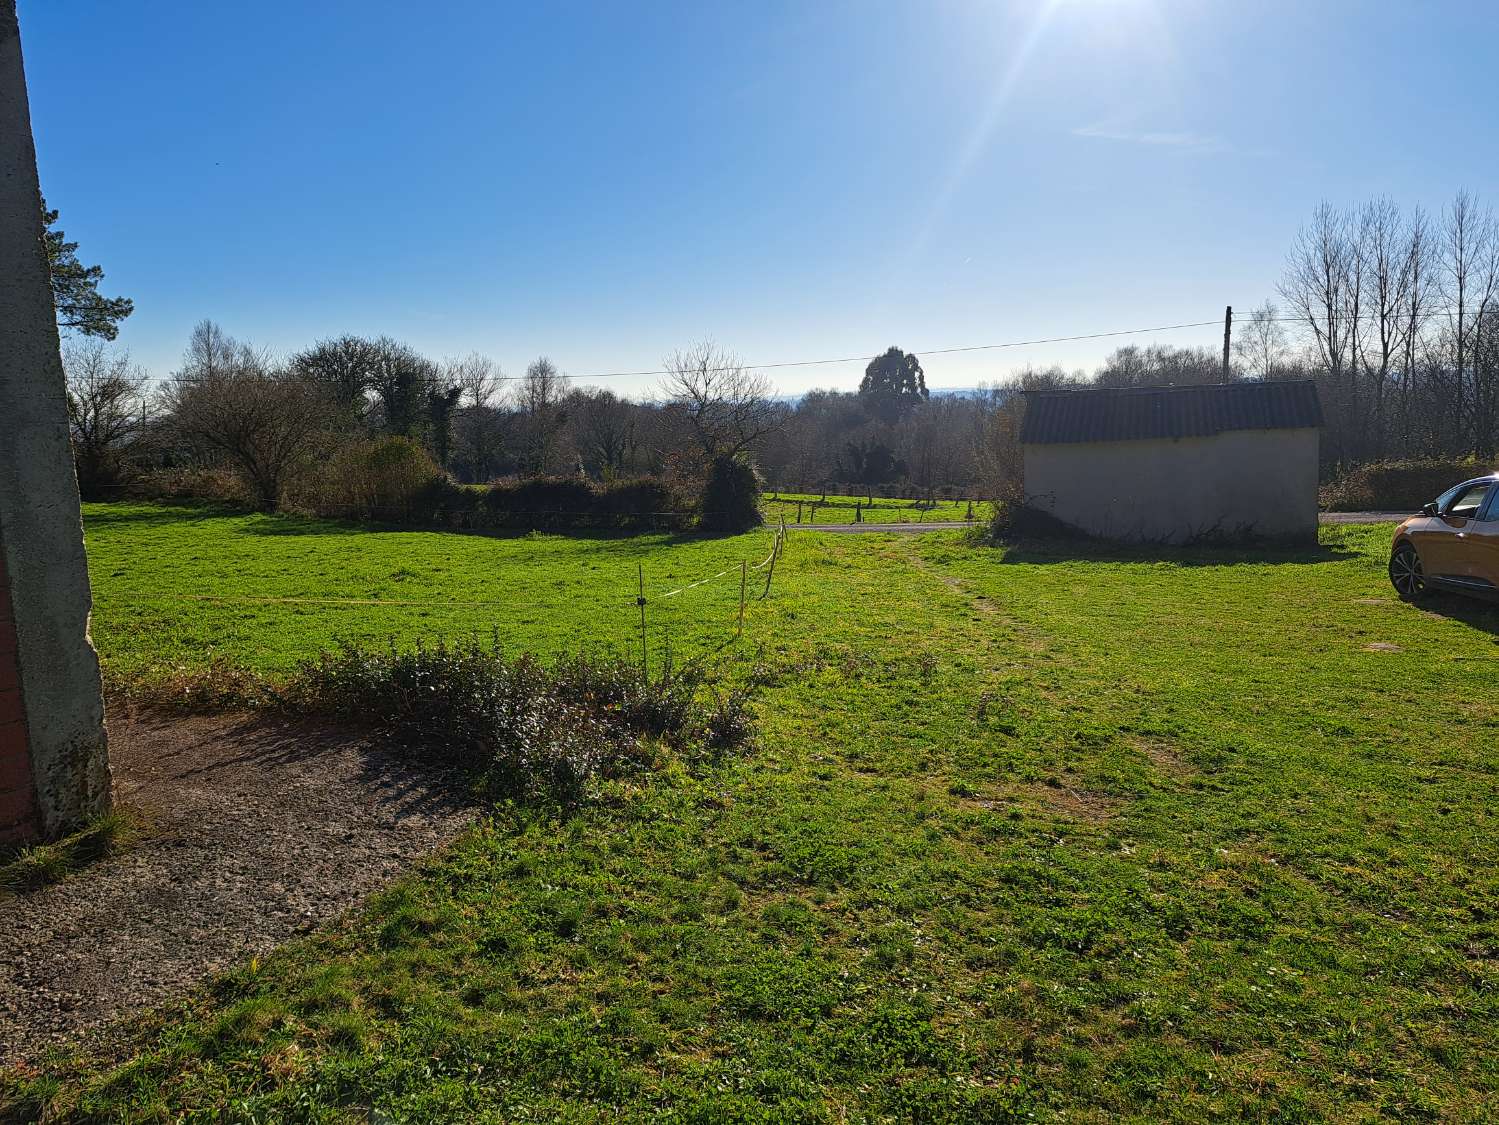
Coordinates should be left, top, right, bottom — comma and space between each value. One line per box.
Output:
43, 198, 134, 339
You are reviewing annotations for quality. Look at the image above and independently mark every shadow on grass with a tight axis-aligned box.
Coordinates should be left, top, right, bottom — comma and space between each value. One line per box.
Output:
1414, 592, 1499, 637
995, 536, 1360, 568
85, 499, 770, 548
239, 517, 723, 549
82, 500, 253, 531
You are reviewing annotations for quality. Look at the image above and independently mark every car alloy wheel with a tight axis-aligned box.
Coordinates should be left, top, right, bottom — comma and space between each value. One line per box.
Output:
1389, 543, 1426, 601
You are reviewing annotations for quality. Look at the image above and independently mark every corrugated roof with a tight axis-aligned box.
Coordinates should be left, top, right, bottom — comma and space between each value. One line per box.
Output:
1020, 380, 1323, 445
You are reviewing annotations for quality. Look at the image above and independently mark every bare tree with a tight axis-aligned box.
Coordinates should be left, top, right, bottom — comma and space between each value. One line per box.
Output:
976, 366, 1073, 504
1442, 192, 1499, 453
1352, 198, 1414, 453
570, 388, 641, 478
447, 352, 500, 410
515, 356, 568, 475
1281, 203, 1361, 462
447, 353, 506, 481
289, 334, 385, 422
359, 337, 438, 439
899, 395, 971, 500
63, 340, 152, 495
661, 340, 779, 460
1397, 206, 1436, 449
1232, 301, 1290, 379
162, 323, 335, 508
1093, 343, 1222, 388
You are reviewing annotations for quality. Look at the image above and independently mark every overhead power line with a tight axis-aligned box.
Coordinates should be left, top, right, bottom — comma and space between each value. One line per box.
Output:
516, 319, 1222, 381
499, 307, 1470, 383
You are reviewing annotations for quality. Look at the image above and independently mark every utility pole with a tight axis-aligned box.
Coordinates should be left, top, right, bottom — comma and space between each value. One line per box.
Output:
1222, 305, 1233, 380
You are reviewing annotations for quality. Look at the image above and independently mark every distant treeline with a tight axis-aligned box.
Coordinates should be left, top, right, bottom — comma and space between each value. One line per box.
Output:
64, 191, 1497, 518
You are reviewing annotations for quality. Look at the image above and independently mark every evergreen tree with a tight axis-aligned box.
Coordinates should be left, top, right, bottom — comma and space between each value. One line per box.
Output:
43, 199, 134, 339
858, 346, 927, 423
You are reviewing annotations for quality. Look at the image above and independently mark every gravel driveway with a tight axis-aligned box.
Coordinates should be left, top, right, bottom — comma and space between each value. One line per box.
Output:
0, 711, 474, 1063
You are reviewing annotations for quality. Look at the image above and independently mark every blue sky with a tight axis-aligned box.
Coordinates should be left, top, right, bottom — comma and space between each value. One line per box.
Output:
19, 0, 1499, 396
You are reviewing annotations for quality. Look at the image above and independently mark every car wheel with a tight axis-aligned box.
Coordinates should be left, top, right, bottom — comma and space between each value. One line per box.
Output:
1389, 542, 1427, 601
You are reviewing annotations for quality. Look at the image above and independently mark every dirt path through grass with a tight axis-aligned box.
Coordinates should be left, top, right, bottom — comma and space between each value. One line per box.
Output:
0, 712, 472, 1063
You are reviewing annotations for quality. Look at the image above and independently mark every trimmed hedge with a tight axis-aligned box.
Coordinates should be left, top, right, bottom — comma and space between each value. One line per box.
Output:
421, 476, 689, 532
129, 463, 692, 533
1320, 459, 1498, 512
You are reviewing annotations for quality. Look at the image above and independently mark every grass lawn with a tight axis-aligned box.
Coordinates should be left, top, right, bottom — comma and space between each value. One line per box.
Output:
7, 502, 1498, 1121
762, 492, 987, 525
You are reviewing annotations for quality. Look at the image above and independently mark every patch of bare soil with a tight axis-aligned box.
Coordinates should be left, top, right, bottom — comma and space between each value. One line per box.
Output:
0, 711, 474, 1063
1029, 781, 1122, 823
963, 782, 1124, 824
1130, 737, 1196, 780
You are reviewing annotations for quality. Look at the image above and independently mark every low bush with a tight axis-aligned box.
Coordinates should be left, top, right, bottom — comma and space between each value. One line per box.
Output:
701, 455, 764, 533
1320, 458, 1497, 512
304, 436, 441, 521
104, 658, 277, 712
129, 466, 248, 505
484, 476, 597, 529
592, 478, 686, 529
467, 476, 687, 532
74, 449, 136, 502
282, 639, 754, 805
109, 640, 755, 806
982, 500, 1088, 543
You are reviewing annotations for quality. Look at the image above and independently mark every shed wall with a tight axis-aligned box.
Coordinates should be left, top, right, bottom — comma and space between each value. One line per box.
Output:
1022, 428, 1320, 544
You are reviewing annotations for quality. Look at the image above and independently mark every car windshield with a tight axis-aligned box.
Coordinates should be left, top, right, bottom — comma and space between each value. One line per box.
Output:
1447, 483, 1491, 518
1434, 482, 1467, 512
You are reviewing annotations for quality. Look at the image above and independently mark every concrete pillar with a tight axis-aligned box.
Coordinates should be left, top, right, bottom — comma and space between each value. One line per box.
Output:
0, 2, 111, 845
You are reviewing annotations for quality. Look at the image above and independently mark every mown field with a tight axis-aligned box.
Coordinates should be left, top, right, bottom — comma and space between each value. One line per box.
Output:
762, 492, 986, 525
6, 502, 1499, 1121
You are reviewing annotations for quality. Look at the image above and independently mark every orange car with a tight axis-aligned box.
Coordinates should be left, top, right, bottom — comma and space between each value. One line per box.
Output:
1388, 473, 1499, 601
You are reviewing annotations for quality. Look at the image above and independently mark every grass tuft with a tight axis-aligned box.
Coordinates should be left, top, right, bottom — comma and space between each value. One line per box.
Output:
0, 808, 140, 896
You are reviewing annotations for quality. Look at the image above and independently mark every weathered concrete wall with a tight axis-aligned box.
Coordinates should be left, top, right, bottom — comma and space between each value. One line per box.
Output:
1023, 428, 1320, 544
0, 2, 111, 841
0, 548, 43, 844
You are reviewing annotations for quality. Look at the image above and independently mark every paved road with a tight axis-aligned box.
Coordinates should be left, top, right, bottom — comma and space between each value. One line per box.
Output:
1319, 511, 1411, 524
793, 512, 1411, 534
795, 521, 980, 533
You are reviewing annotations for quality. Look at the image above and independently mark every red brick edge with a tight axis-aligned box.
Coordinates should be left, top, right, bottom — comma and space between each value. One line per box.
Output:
0, 548, 40, 845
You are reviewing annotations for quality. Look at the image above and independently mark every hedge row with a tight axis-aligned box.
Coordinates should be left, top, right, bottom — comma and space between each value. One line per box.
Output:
359, 476, 690, 532
1319, 458, 1497, 512
120, 438, 765, 533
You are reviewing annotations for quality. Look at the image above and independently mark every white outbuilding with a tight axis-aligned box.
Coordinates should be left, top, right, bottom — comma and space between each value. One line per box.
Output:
1020, 380, 1324, 544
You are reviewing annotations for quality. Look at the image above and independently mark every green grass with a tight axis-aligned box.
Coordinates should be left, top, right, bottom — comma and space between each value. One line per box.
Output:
82, 502, 784, 676
763, 491, 988, 525
7, 501, 1499, 1121
0, 809, 138, 897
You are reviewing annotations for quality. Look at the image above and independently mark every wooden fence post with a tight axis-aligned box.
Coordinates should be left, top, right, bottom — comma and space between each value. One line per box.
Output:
738, 560, 747, 636
636, 563, 648, 681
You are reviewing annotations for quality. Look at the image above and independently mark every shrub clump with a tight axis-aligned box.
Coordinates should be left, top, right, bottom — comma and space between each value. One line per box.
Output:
128, 466, 248, 505
304, 436, 442, 521
700, 454, 764, 533
284, 640, 753, 805
983, 500, 1089, 543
